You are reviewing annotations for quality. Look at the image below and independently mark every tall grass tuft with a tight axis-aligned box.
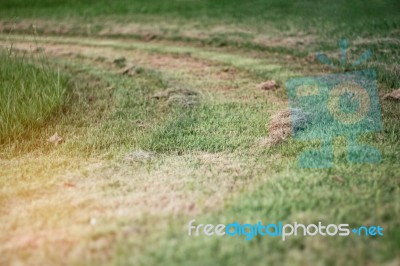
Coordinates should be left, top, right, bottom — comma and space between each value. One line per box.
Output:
0, 50, 67, 142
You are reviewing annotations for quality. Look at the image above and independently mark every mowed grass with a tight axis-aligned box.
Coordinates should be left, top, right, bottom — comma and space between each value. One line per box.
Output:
0, 0, 398, 90
0, 39, 397, 265
137, 167, 399, 266
1, 0, 399, 36
0, 51, 67, 143
0, 1, 399, 266
146, 103, 268, 153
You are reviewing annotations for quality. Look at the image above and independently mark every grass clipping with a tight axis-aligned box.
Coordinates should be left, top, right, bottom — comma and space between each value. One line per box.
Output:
260, 108, 309, 147
152, 88, 198, 108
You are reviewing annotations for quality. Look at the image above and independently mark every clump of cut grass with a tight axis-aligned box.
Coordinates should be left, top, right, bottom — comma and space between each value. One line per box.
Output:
0, 50, 67, 142
260, 108, 309, 147
152, 88, 198, 108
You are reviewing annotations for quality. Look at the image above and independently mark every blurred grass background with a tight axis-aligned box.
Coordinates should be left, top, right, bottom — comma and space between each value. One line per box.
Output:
0, 0, 400, 34
0, 0, 399, 36
1, 0, 398, 89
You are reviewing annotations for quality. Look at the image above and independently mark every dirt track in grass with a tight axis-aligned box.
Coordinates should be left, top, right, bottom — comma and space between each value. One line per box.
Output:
0, 34, 286, 264
1, 20, 399, 265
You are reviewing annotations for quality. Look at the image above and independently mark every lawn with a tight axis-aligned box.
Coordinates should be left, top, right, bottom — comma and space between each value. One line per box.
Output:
0, 51, 66, 142
0, 1, 399, 265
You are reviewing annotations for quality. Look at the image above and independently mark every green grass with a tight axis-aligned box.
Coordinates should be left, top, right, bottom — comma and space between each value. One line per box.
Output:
0, 1, 399, 266
1, 1, 398, 89
59, 43, 398, 266
130, 164, 399, 266
0, 36, 398, 266
0, 51, 67, 142
146, 103, 268, 153
1, 0, 399, 36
